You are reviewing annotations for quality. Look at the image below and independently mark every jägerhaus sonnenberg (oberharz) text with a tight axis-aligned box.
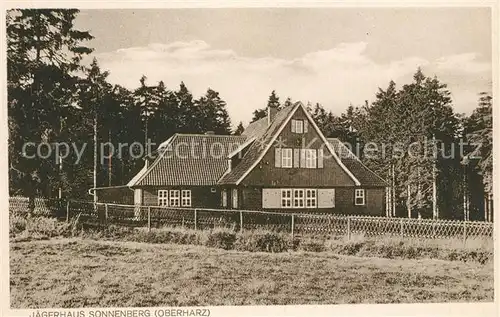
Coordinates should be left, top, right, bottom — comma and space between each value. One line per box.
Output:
29, 309, 211, 317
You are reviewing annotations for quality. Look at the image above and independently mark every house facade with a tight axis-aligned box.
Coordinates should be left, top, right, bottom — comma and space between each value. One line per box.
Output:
126, 102, 389, 216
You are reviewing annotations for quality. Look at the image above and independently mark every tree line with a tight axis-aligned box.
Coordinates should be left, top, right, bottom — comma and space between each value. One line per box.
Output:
7, 9, 492, 220
7, 9, 232, 200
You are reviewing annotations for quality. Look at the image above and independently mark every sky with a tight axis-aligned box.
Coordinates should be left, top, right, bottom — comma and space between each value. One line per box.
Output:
74, 8, 492, 126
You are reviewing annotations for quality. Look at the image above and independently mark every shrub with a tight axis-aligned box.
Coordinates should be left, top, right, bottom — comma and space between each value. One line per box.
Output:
326, 238, 366, 256
235, 230, 290, 253
205, 229, 237, 250
9, 214, 77, 240
297, 238, 326, 252
131, 227, 205, 246
10, 214, 27, 236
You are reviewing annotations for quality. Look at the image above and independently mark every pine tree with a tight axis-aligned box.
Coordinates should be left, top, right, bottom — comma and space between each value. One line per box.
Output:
7, 9, 93, 204
250, 90, 281, 123
234, 122, 245, 135
196, 88, 232, 134
355, 69, 459, 218
465, 92, 493, 221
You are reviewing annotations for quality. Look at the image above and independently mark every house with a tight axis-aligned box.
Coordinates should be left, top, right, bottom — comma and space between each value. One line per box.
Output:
126, 102, 389, 215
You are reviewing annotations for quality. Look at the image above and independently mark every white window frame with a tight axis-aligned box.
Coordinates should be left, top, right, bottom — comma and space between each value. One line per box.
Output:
281, 189, 292, 208
222, 189, 228, 207
181, 190, 191, 207
281, 148, 293, 168
305, 149, 317, 168
305, 189, 317, 208
169, 190, 180, 207
355, 189, 365, 206
293, 189, 305, 208
292, 119, 304, 134
158, 190, 169, 206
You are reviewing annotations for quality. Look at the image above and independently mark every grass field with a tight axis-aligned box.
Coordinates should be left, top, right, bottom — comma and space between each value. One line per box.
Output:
10, 238, 494, 308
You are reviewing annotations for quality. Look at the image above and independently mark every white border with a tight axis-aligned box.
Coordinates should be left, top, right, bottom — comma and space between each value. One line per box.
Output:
1, 3, 498, 317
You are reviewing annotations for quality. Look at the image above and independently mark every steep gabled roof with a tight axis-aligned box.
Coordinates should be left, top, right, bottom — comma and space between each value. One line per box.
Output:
242, 116, 268, 139
327, 138, 389, 187
218, 104, 298, 185
218, 102, 386, 186
131, 134, 247, 186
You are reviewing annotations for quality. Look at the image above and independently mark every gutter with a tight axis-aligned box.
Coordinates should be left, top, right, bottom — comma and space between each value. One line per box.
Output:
88, 185, 134, 196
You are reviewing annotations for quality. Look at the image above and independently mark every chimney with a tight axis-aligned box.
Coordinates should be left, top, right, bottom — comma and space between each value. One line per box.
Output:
267, 105, 278, 126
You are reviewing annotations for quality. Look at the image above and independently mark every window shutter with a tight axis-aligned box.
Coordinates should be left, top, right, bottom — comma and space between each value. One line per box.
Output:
300, 149, 306, 167
318, 189, 335, 208
291, 120, 296, 133
262, 188, 281, 208
293, 149, 300, 167
304, 120, 308, 133
275, 148, 282, 167
222, 189, 228, 207
318, 148, 324, 168
232, 189, 238, 208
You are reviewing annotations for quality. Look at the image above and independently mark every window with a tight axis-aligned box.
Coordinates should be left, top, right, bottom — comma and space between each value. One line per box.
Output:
222, 189, 228, 207
305, 189, 317, 207
281, 148, 293, 168
232, 189, 238, 208
305, 149, 317, 168
169, 190, 180, 207
181, 190, 191, 207
291, 119, 304, 134
275, 188, 321, 209
281, 189, 292, 208
355, 189, 365, 206
293, 189, 305, 208
158, 190, 168, 206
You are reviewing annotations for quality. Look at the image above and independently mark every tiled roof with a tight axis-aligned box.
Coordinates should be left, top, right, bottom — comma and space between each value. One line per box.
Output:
327, 138, 388, 187
242, 116, 268, 139
218, 104, 298, 184
135, 134, 248, 186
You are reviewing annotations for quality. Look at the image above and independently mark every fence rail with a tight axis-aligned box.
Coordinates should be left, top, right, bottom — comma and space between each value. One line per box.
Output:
9, 197, 494, 241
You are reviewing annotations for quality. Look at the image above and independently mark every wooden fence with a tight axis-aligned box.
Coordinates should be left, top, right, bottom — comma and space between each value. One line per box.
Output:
9, 197, 493, 241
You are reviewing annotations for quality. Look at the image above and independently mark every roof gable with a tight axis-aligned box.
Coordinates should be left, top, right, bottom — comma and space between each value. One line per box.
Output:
218, 103, 298, 184
218, 102, 361, 185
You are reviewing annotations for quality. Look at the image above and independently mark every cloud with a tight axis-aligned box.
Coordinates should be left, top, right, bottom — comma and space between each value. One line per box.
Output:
94, 40, 491, 126
435, 53, 491, 73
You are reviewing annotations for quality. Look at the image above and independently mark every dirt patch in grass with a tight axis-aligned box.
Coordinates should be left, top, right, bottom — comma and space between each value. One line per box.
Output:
10, 238, 494, 308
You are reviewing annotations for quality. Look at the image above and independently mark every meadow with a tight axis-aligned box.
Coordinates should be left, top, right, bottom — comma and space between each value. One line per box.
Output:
9, 214, 495, 307
10, 238, 494, 308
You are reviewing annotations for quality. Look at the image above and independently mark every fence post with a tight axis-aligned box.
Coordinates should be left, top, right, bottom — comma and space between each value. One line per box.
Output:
147, 206, 151, 232
240, 211, 244, 233
400, 218, 404, 237
105, 203, 109, 223
291, 214, 295, 239
66, 200, 70, 222
194, 209, 198, 230
463, 220, 467, 246
347, 216, 351, 241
